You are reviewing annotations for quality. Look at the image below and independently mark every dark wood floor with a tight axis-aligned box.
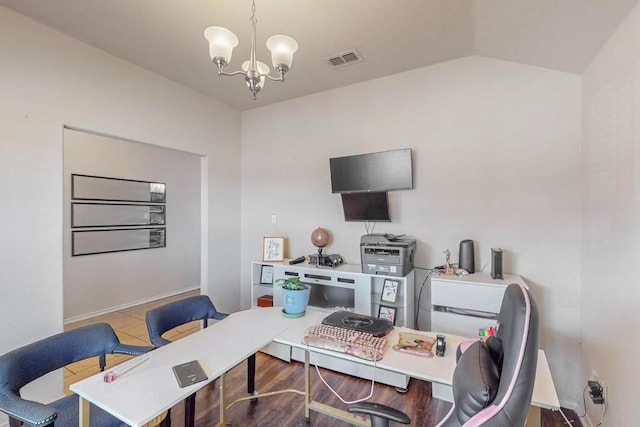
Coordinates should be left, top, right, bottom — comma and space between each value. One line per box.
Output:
166, 352, 579, 427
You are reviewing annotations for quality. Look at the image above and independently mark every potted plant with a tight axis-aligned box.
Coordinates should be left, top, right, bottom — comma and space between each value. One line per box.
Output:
276, 277, 310, 316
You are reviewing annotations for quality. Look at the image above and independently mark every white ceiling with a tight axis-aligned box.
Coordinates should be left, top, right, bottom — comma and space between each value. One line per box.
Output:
1, 0, 637, 111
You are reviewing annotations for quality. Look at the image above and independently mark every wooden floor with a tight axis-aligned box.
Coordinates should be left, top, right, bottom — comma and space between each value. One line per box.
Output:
65, 292, 581, 427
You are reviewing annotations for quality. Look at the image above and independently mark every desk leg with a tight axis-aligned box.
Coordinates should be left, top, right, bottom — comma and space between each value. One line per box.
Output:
248, 353, 256, 395
300, 349, 371, 427
78, 396, 90, 427
185, 393, 196, 427
304, 350, 311, 422
218, 372, 227, 426
526, 405, 542, 427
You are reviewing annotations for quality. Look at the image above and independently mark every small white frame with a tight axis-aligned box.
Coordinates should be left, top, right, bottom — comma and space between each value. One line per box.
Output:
263, 237, 284, 262
260, 265, 274, 284
378, 305, 397, 325
381, 279, 399, 303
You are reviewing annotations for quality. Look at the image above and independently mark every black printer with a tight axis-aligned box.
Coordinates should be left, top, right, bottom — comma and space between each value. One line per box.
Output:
360, 233, 416, 277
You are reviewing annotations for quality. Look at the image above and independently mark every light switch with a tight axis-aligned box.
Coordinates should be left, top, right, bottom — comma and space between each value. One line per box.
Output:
271, 214, 277, 225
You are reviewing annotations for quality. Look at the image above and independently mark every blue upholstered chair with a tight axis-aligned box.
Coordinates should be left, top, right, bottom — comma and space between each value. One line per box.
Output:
0, 323, 154, 427
145, 295, 229, 426
145, 295, 228, 348
349, 282, 539, 427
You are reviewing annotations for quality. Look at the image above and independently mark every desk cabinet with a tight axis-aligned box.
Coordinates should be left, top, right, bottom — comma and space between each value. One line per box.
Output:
251, 261, 414, 328
430, 272, 525, 338
250, 260, 414, 388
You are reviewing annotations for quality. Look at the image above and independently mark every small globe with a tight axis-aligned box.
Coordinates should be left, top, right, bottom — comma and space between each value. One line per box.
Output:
311, 227, 331, 248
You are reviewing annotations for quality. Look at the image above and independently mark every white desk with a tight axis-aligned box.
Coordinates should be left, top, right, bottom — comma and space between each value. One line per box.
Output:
274, 309, 560, 427
70, 307, 304, 427
70, 307, 559, 427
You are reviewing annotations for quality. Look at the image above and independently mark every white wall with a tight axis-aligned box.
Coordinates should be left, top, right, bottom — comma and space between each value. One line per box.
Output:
582, 2, 640, 426
241, 56, 582, 406
0, 5, 240, 411
63, 129, 202, 320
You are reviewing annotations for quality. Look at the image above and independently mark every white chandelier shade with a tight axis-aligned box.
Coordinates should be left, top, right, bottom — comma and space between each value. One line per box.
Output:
242, 60, 269, 91
266, 35, 298, 70
204, 26, 239, 65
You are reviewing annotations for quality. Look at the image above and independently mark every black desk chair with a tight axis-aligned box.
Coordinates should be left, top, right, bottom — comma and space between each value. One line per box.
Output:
145, 295, 229, 426
0, 323, 160, 427
349, 282, 539, 427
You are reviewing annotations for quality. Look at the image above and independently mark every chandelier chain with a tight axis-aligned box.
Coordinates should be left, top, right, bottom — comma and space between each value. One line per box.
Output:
250, 0, 257, 25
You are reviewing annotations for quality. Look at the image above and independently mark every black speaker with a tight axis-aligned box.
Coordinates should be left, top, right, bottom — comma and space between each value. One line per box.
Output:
491, 248, 503, 280
458, 239, 475, 273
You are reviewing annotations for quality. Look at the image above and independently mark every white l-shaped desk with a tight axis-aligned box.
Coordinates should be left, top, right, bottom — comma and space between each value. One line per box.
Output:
274, 309, 560, 427
70, 307, 559, 427
71, 307, 296, 427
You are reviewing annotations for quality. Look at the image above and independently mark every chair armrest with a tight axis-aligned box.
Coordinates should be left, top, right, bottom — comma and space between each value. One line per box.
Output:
148, 336, 172, 348
212, 312, 229, 321
348, 402, 411, 425
113, 344, 154, 356
0, 393, 57, 426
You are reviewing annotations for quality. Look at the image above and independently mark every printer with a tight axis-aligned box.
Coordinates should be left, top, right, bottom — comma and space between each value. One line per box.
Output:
360, 234, 416, 277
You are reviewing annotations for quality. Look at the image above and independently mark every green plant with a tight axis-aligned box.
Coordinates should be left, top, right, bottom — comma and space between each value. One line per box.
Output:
276, 277, 305, 290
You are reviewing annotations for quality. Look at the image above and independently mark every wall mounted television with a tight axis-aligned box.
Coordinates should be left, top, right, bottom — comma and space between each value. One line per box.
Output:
341, 192, 390, 222
330, 148, 413, 193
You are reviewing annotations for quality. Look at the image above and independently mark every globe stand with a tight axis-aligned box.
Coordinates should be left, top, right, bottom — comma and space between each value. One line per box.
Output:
309, 227, 332, 267
309, 247, 330, 266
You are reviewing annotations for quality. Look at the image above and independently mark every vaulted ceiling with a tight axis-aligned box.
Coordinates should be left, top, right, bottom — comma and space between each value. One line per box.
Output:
1, 0, 636, 111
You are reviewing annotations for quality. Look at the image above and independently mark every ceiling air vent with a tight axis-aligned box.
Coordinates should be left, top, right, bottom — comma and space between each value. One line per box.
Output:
326, 49, 363, 69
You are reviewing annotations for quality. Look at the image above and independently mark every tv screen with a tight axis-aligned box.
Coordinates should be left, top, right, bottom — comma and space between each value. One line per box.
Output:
330, 148, 412, 193
341, 192, 390, 222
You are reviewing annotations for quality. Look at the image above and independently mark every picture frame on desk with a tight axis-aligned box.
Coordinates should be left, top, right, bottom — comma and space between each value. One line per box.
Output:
378, 305, 396, 325
262, 237, 284, 262
381, 279, 399, 303
260, 265, 274, 284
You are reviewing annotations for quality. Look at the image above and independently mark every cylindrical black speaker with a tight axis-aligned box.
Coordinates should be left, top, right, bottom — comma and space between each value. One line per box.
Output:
459, 239, 475, 273
491, 248, 503, 280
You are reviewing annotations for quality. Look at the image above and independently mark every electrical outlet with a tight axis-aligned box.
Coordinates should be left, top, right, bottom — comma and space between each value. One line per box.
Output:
588, 380, 605, 405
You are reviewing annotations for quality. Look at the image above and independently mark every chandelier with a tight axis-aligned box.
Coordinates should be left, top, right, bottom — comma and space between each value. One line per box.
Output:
204, 0, 298, 100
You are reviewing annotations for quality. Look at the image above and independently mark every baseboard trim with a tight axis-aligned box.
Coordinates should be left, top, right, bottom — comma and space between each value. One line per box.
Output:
63, 287, 200, 324
559, 398, 578, 412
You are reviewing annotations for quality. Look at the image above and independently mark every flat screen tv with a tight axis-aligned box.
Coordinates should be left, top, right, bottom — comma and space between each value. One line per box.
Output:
330, 148, 412, 193
341, 192, 390, 222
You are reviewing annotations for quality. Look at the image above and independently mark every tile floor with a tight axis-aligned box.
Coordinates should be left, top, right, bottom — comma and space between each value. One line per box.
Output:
63, 289, 200, 394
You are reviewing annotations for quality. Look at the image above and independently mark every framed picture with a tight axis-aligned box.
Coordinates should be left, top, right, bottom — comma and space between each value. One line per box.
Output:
260, 265, 274, 284
378, 305, 397, 325
72, 227, 166, 256
72, 174, 166, 203
263, 237, 284, 262
71, 203, 166, 228
381, 279, 399, 303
